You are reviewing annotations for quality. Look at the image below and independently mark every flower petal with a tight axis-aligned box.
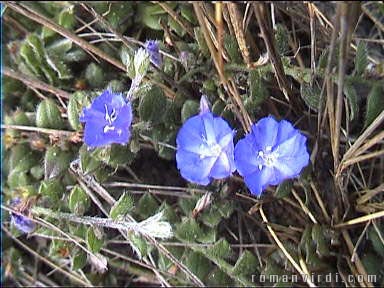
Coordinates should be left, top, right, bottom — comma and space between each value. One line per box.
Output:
210, 151, 235, 179
176, 115, 205, 154
275, 119, 298, 146
11, 214, 35, 233
273, 133, 309, 178
176, 149, 216, 185
234, 136, 263, 177
243, 167, 274, 196
251, 116, 279, 149
201, 113, 217, 144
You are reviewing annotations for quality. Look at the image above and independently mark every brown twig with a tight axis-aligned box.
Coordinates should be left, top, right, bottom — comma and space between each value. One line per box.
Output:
226, 2, 251, 67
3, 67, 71, 100
5, 2, 126, 71
253, 3, 295, 105
155, 2, 194, 38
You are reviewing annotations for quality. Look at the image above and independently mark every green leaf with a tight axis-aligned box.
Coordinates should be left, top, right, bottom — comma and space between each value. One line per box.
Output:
46, 39, 73, 56
311, 224, 330, 257
45, 54, 72, 80
139, 86, 167, 123
157, 131, 176, 160
134, 48, 150, 77
20, 40, 42, 76
368, 225, 384, 257
7, 170, 32, 189
354, 41, 368, 76
224, 34, 242, 64
127, 233, 150, 258
72, 250, 87, 271
365, 84, 384, 127
300, 83, 320, 111
185, 251, 212, 280
67, 91, 90, 130
178, 197, 198, 216
180, 4, 197, 24
317, 49, 328, 70
196, 227, 217, 244
275, 179, 293, 199
121, 45, 136, 79
9, 143, 39, 173
44, 146, 72, 179
343, 80, 359, 121
108, 144, 137, 167
39, 178, 65, 203
206, 267, 233, 286
181, 100, 199, 123
200, 207, 222, 228
212, 99, 226, 115
361, 252, 382, 276
85, 63, 105, 88
86, 227, 104, 253
275, 24, 289, 55
176, 218, 203, 243
58, 6, 75, 30
137, 193, 159, 219
217, 201, 235, 219
168, 17, 185, 37
69, 185, 90, 215
232, 250, 258, 276
36, 99, 64, 129
207, 238, 232, 260
248, 69, 268, 108
194, 27, 210, 57
79, 144, 102, 175
110, 192, 134, 220
138, 3, 167, 30
26, 34, 45, 64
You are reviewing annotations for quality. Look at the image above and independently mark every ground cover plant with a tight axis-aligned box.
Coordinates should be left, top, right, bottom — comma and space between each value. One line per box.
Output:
1, 2, 384, 287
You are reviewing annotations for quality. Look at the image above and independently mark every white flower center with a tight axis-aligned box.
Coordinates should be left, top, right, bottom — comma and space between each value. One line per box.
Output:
199, 135, 222, 159
257, 145, 278, 170
104, 104, 118, 133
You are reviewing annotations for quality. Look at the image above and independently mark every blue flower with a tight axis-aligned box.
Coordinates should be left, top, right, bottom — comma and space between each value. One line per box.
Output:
176, 96, 236, 185
79, 89, 133, 147
10, 198, 35, 234
145, 40, 162, 68
234, 116, 309, 196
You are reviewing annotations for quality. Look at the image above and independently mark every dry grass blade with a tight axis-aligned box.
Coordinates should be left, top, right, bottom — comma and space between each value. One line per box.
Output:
338, 110, 384, 176
333, 2, 360, 171
259, 206, 317, 288
334, 211, 384, 228
226, 2, 251, 67
193, 2, 251, 133
341, 230, 374, 287
154, 2, 194, 37
253, 3, 294, 104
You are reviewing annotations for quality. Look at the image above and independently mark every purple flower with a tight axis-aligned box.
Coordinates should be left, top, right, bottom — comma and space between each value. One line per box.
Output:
79, 89, 133, 147
10, 198, 35, 234
144, 40, 162, 68
176, 96, 236, 185
234, 116, 309, 196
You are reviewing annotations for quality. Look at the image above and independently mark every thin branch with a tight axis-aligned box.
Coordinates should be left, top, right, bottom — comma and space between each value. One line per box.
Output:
3, 67, 71, 100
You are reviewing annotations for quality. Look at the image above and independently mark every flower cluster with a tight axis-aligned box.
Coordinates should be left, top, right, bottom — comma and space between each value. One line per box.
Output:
175, 98, 309, 196
78, 40, 309, 197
